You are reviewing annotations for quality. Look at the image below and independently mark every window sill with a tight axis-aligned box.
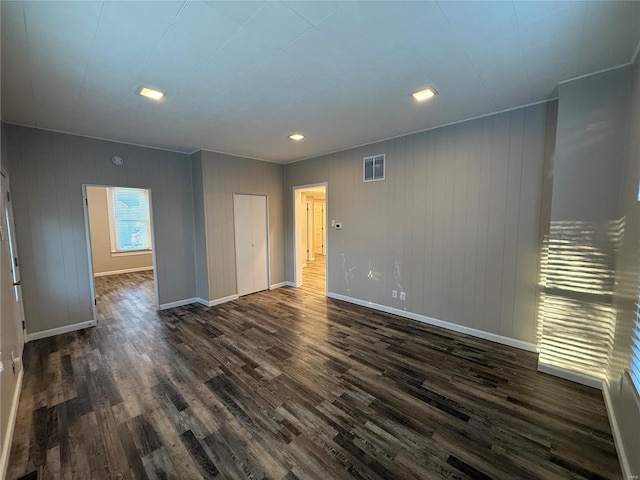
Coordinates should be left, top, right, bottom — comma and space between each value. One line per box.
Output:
111, 250, 152, 258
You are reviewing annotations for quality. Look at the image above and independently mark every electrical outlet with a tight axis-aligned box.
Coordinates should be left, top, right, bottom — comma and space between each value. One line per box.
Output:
400, 292, 406, 301
392, 290, 398, 299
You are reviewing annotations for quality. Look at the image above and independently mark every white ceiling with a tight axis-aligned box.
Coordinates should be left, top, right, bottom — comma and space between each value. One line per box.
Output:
2, 1, 639, 163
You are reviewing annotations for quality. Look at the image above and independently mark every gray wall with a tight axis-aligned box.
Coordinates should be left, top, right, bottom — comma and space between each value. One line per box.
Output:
540, 63, 639, 476
552, 68, 631, 222
86, 186, 153, 274
3, 124, 196, 334
192, 152, 209, 300
285, 102, 554, 344
538, 66, 633, 379
195, 150, 285, 302
608, 56, 640, 477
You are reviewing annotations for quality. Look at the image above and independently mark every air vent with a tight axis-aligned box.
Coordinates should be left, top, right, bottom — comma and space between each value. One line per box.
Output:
363, 154, 385, 182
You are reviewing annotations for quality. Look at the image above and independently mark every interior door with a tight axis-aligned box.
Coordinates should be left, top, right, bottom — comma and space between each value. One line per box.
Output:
313, 203, 324, 255
1, 174, 25, 348
306, 201, 314, 261
234, 194, 269, 296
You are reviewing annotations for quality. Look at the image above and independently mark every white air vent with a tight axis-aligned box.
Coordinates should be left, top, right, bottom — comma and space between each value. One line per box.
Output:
364, 154, 385, 182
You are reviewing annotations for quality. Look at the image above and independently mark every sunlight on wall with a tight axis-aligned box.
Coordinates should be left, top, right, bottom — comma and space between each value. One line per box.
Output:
537, 218, 624, 379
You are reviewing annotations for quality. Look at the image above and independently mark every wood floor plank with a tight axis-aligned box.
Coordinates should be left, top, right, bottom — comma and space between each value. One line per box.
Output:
6, 258, 623, 479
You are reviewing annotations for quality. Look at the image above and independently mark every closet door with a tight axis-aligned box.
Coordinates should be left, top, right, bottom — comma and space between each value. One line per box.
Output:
250, 195, 269, 292
234, 194, 268, 296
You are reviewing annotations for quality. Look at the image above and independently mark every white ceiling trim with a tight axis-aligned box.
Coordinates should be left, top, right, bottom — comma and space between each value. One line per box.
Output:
557, 61, 635, 86
1, 121, 192, 156
285, 97, 558, 165
193, 147, 276, 164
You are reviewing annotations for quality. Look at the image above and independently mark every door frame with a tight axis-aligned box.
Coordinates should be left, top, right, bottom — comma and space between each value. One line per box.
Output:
313, 202, 326, 256
293, 182, 328, 291
232, 193, 271, 295
82, 184, 160, 321
1, 172, 26, 348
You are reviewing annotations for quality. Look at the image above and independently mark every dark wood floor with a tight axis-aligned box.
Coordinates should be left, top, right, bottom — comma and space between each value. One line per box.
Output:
7, 258, 621, 479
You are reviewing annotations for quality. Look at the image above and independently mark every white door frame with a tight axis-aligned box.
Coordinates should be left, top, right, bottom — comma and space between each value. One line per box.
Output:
293, 183, 328, 290
1, 172, 26, 348
233, 193, 271, 295
82, 184, 160, 321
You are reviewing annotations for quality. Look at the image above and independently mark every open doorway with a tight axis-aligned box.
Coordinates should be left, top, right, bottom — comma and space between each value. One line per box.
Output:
83, 185, 158, 322
294, 184, 327, 293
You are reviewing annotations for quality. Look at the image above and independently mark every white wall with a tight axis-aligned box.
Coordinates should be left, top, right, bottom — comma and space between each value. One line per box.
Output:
86, 186, 153, 275
285, 102, 555, 345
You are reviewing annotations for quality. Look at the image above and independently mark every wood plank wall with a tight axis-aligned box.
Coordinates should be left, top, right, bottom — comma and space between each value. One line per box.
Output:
285, 102, 556, 344
195, 150, 285, 302
3, 124, 196, 335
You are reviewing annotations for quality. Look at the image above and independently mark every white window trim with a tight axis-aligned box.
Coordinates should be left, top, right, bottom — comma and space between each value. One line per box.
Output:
111, 250, 153, 258
106, 187, 153, 254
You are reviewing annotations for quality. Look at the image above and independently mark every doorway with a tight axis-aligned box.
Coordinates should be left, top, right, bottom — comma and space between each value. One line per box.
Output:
83, 185, 159, 322
294, 184, 327, 292
1, 172, 25, 350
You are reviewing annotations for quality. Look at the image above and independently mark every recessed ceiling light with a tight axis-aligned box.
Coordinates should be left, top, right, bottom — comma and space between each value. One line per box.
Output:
138, 87, 165, 101
289, 133, 304, 141
412, 87, 437, 102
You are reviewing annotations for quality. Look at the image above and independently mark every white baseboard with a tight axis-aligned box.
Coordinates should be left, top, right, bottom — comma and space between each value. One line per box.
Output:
160, 294, 241, 310
536, 362, 603, 389
94, 266, 153, 277
326, 292, 538, 353
196, 294, 239, 307
602, 381, 632, 479
270, 281, 294, 289
159, 298, 198, 310
26, 320, 97, 342
0, 368, 23, 480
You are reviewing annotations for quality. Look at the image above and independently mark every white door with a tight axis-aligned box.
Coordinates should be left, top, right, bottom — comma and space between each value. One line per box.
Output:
1, 174, 25, 348
306, 201, 314, 261
234, 194, 269, 296
313, 203, 325, 255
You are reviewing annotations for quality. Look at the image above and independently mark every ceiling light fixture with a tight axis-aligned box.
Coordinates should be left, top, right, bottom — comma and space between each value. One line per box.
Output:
412, 87, 437, 102
138, 87, 165, 101
289, 133, 305, 141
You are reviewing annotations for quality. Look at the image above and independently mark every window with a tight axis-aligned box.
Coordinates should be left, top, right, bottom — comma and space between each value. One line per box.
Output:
363, 154, 385, 182
106, 187, 152, 253
632, 288, 640, 394
631, 185, 640, 394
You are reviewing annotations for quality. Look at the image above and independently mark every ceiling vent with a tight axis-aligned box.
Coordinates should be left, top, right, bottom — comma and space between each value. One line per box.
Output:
363, 154, 385, 182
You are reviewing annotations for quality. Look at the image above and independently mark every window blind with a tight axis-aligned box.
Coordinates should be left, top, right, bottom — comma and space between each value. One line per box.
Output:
107, 187, 151, 252
631, 290, 640, 394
